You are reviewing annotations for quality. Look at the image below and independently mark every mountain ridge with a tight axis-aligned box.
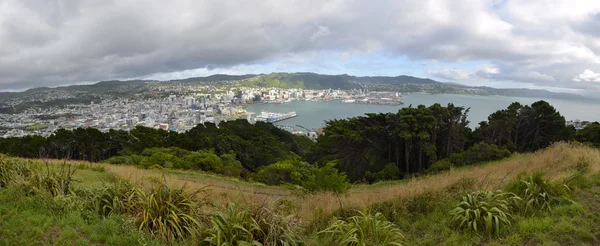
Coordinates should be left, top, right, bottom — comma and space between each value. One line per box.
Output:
2, 72, 589, 101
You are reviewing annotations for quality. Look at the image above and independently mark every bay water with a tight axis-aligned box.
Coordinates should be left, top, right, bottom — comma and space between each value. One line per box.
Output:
245, 94, 600, 130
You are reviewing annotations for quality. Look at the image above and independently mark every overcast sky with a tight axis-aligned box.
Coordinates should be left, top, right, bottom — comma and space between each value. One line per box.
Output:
2, 0, 600, 94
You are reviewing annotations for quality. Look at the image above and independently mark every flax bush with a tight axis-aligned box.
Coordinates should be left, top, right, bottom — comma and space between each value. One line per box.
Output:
506, 172, 571, 215
319, 209, 404, 246
204, 203, 264, 245
450, 190, 519, 238
130, 182, 206, 242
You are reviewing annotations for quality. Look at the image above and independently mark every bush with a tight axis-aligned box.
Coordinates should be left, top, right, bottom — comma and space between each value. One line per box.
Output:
251, 201, 303, 246
319, 209, 404, 246
182, 150, 224, 172
141, 147, 189, 157
254, 160, 312, 186
147, 152, 184, 169
366, 163, 401, 182
79, 179, 136, 217
450, 190, 519, 238
0, 155, 33, 188
449, 142, 511, 167
506, 172, 571, 215
102, 156, 129, 165
0, 156, 77, 197
302, 161, 350, 194
425, 160, 453, 174
20, 162, 77, 197
219, 152, 244, 177
104, 155, 144, 166
127, 155, 144, 166
130, 182, 206, 242
204, 203, 263, 245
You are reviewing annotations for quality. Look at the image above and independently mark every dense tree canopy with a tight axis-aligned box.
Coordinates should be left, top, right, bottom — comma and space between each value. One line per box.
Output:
474, 101, 572, 152
0, 120, 313, 172
575, 122, 600, 148
0, 100, 590, 184
309, 103, 471, 181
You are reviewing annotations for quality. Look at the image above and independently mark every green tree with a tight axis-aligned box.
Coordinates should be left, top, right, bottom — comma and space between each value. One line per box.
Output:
575, 122, 600, 147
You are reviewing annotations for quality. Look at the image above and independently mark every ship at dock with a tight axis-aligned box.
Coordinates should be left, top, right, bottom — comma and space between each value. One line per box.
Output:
255, 111, 298, 123
342, 91, 404, 105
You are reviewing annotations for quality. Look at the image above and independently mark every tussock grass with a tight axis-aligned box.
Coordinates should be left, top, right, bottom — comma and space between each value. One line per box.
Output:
300, 142, 600, 221
131, 182, 207, 242
2, 142, 600, 245
449, 190, 518, 238
24, 142, 600, 224
318, 209, 404, 246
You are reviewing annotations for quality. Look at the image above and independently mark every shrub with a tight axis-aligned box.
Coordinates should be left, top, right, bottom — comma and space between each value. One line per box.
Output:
183, 150, 224, 172
425, 160, 453, 174
204, 203, 264, 245
0, 156, 33, 188
127, 155, 144, 166
131, 182, 206, 242
254, 160, 312, 186
220, 152, 244, 177
302, 161, 350, 194
251, 202, 303, 246
95, 179, 136, 216
449, 142, 511, 167
450, 190, 518, 238
319, 209, 404, 246
0, 156, 77, 197
147, 152, 184, 169
105, 155, 145, 166
366, 163, 401, 182
103, 156, 129, 165
23, 162, 77, 197
506, 172, 571, 215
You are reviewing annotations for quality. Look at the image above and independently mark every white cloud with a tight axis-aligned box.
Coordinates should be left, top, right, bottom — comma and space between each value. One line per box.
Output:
574, 69, 600, 82
479, 65, 499, 75
525, 71, 555, 82
309, 26, 330, 42
1, 0, 600, 92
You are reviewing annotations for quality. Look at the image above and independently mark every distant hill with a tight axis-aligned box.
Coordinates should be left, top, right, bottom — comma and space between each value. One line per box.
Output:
238, 73, 440, 90
239, 72, 361, 89
1, 72, 589, 101
481, 87, 580, 100
170, 74, 258, 83
341, 74, 440, 85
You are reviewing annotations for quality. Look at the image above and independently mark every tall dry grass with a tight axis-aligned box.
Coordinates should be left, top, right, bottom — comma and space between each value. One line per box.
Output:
28, 142, 600, 223
300, 142, 600, 218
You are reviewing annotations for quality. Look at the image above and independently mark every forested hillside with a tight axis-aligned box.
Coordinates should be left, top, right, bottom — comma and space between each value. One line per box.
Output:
2, 100, 600, 186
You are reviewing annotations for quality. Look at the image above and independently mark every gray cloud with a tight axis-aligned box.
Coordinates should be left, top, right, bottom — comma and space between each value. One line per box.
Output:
1, 0, 600, 92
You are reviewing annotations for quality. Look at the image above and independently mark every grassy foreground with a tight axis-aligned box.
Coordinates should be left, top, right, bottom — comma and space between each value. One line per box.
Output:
1, 142, 600, 245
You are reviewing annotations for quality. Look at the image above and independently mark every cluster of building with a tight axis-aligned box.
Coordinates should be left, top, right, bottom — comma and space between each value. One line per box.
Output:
342, 91, 404, 105
0, 85, 384, 138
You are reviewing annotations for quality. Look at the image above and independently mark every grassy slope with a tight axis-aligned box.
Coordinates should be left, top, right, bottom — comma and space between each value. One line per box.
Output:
94, 142, 600, 221
2, 142, 600, 245
0, 164, 164, 246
